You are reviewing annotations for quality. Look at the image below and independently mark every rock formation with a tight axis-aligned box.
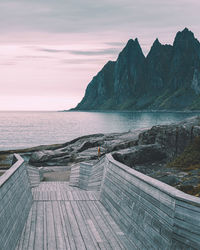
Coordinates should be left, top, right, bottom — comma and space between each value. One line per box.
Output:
1, 116, 200, 195
29, 116, 200, 196
72, 28, 200, 111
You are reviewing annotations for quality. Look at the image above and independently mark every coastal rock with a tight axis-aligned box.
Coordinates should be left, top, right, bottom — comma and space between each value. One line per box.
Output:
27, 131, 140, 167
29, 151, 52, 163
29, 150, 70, 166
113, 144, 167, 168
77, 140, 104, 153
27, 116, 200, 169
138, 116, 200, 157
107, 140, 138, 152
156, 174, 180, 186
2, 116, 200, 196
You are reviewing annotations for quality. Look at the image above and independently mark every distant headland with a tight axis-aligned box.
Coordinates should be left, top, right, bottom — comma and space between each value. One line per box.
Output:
71, 28, 200, 111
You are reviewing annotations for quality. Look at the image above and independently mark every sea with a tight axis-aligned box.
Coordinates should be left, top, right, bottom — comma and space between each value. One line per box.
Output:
0, 111, 200, 151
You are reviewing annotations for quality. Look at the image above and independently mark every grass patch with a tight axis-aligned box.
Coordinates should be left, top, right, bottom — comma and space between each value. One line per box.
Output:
167, 136, 200, 170
178, 184, 200, 196
0, 154, 8, 161
0, 164, 11, 170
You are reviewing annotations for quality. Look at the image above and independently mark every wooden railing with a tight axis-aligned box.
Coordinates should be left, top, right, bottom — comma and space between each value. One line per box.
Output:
0, 154, 33, 250
100, 154, 200, 249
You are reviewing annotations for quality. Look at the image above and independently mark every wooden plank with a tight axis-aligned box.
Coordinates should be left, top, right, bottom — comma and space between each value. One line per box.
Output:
43, 202, 47, 250
48, 191, 51, 200
87, 219, 102, 243
57, 190, 62, 201
38, 191, 42, 200
15, 179, 143, 250
94, 201, 135, 250
15, 216, 27, 250
52, 201, 67, 249
62, 190, 67, 200
79, 201, 112, 249
65, 201, 86, 250
52, 190, 56, 200
57, 201, 71, 249
72, 191, 79, 201
19, 206, 33, 250
67, 191, 73, 201
76, 201, 101, 250
98, 242, 112, 250
46, 202, 57, 249
87, 191, 94, 201
31, 190, 36, 200
60, 201, 76, 249
33, 191, 37, 201
81, 191, 89, 200
43, 190, 47, 201
60, 190, 65, 199
86, 201, 126, 250
28, 202, 37, 249
94, 192, 100, 200
74, 191, 81, 200
101, 188, 154, 249
71, 201, 96, 250
34, 202, 44, 250
64, 191, 69, 200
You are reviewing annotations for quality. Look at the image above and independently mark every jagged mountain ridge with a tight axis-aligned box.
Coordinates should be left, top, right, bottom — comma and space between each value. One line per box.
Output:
72, 28, 200, 111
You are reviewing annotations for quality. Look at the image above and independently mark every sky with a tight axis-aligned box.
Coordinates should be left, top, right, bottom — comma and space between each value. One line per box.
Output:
0, 0, 200, 110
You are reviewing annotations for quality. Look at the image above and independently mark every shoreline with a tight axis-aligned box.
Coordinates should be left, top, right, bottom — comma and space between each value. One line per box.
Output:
65, 109, 200, 113
0, 111, 200, 152
0, 116, 200, 197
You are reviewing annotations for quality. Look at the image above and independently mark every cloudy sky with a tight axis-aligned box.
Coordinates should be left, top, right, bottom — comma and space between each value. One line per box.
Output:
0, 0, 200, 110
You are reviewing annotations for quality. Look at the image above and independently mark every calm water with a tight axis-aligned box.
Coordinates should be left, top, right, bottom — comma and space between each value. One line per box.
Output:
0, 111, 199, 150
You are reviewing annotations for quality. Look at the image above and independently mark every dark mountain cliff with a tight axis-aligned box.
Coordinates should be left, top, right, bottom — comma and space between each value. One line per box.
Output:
75, 60, 115, 110
72, 28, 200, 111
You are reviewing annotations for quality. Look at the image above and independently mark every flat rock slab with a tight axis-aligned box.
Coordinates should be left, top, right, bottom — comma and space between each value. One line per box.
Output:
16, 182, 135, 250
42, 171, 71, 182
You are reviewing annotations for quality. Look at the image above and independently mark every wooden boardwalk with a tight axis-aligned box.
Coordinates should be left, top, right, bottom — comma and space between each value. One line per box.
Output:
16, 182, 135, 250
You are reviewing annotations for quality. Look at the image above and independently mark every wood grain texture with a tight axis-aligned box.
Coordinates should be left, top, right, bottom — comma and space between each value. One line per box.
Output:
16, 181, 135, 250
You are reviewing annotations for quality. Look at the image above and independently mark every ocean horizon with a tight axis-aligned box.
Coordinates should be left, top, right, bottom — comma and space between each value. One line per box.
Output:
0, 110, 200, 151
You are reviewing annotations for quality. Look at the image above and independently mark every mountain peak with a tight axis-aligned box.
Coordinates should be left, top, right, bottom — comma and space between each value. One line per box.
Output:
147, 38, 162, 58
173, 28, 195, 46
125, 38, 140, 48
73, 28, 200, 111
182, 27, 192, 34
120, 38, 144, 57
152, 38, 161, 47
134, 38, 139, 44
126, 38, 134, 45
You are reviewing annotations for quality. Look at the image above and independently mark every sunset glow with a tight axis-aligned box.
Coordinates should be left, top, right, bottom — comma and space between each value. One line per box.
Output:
0, 0, 200, 110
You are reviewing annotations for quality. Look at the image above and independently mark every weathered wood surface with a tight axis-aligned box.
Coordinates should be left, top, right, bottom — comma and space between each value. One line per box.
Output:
2, 153, 200, 250
69, 157, 105, 191
32, 182, 100, 201
16, 181, 135, 250
27, 165, 42, 188
0, 155, 33, 250
100, 154, 200, 250
87, 158, 106, 191
69, 162, 93, 190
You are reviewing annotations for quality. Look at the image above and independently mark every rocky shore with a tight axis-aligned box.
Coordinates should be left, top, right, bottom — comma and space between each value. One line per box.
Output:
0, 116, 200, 196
